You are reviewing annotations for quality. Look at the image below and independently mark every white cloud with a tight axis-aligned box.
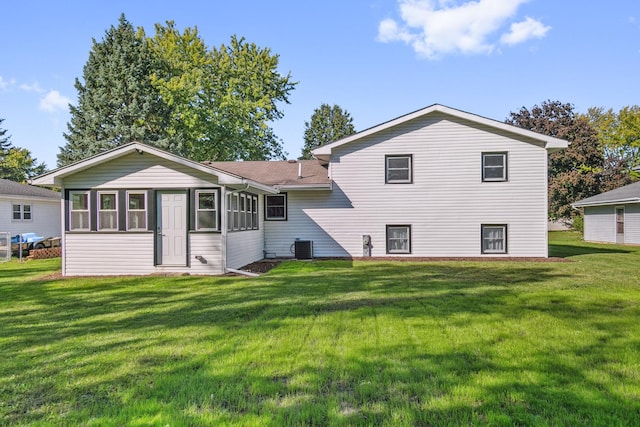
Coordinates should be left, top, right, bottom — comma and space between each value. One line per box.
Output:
39, 90, 71, 113
0, 76, 16, 91
500, 17, 551, 45
377, 0, 550, 59
19, 81, 45, 93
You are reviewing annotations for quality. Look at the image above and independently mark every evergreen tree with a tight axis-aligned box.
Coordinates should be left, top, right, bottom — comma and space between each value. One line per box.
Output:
507, 100, 603, 221
0, 118, 47, 182
0, 118, 12, 154
59, 14, 172, 166
300, 104, 356, 160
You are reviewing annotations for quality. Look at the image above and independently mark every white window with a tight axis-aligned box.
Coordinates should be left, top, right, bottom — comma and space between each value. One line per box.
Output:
98, 191, 118, 231
233, 193, 240, 230
386, 225, 411, 254
386, 155, 412, 184
482, 225, 507, 254
127, 192, 147, 231
240, 194, 246, 230
265, 194, 287, 220
196, 190, 218, 231
246, 195, 252, 229
12, 204, 32, 221
69, 191, 90, 231
482, 152, 507, 182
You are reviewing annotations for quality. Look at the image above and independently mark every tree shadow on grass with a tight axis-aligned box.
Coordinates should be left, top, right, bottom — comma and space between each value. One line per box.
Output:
549, 243, 633, 258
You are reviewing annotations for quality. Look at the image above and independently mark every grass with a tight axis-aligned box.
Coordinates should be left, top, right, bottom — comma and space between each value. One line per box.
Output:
1, 232, 639, 426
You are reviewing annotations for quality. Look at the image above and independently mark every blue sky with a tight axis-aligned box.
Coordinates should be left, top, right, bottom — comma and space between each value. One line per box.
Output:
1, 0, 639, 169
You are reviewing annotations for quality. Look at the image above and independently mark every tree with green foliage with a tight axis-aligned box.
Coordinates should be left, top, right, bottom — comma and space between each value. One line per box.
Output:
0, 118, 47, 182
300, 104, 356, 160
59, 14, 172, 166
583, 105, 640, 188
506, 100, 603, 221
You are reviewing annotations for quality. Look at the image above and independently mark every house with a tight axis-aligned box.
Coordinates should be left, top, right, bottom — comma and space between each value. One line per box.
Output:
0, 178, 61, 238
31, 104, 568, 276
572, 181, 640, 244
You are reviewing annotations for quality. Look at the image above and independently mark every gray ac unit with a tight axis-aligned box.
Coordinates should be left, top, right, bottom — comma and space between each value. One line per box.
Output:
294, 240, 313, 259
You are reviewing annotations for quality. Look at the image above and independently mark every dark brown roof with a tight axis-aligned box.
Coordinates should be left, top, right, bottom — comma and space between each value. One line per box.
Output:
204, 160, 330, 187
0, 178, 60, 199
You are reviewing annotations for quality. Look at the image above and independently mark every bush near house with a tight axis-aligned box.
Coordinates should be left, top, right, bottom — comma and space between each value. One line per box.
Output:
1, 232, 639, 426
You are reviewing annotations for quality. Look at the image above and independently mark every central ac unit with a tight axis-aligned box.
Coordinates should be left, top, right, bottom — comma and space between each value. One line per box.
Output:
294, 240, 313, 259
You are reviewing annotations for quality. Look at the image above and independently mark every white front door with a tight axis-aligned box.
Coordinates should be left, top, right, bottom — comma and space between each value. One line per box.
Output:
157, 191, 187, 266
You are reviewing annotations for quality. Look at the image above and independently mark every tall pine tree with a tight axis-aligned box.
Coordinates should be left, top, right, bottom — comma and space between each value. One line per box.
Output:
300, 104, 356, 160
59, 14, 172, 166
0, 118, 47, 182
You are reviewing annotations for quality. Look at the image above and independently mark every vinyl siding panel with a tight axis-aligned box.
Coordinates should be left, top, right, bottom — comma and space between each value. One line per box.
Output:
625, 204, 640, 244
63, 232, 223, 276
0, 199, 61, 238
226, 229, 264, 269
267, 113, 549, 257
64, 152, 219, 189
583, 206, 615, 243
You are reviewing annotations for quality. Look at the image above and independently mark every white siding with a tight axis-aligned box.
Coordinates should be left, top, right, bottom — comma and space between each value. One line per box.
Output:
266, 113, 549, 257
64, 232, 223, 276
64, 152, 219, 189
583, 206, 615, 243
625, 204, 640, 244
226, 229, 265, 269
0, 198, 61, 238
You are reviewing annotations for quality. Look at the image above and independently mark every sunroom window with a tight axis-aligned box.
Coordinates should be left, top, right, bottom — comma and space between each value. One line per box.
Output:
196, 190, 218, 231
127, 192, 147, 231
69, 191, 90, 231
98, 192, 118, 231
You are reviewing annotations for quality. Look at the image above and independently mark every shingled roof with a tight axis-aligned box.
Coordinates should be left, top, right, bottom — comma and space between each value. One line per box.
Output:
0, 178, 60, 199
573, 181, 640, 207
204, 160, 331, 188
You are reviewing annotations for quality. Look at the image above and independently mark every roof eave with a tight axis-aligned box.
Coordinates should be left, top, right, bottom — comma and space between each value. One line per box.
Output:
275, 182, 333, 191
573, 198, 640, 208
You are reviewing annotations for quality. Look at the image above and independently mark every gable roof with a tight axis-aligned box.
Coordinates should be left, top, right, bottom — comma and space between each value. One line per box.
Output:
311, 104, 570, 161
572, 181, 640, 207
204, 160, 331, 190
0, 178, 60, 200
30, 142, 277, 194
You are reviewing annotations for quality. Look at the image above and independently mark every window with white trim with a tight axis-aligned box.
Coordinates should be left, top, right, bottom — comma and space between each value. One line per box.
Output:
386, 155, 412, 184
126, 191, 147, 231
386, 225, 411, 254
252, 195, 258, 227
265, 194, 287, 220
98, 191, 118, 231
482, 152, 507, 182
240, 194, 247, 230
12, 204, 32, 221
69, 191, 90, 231
246, 195, 252, 229
481, 225, 507, 254
196, 190, 218, 231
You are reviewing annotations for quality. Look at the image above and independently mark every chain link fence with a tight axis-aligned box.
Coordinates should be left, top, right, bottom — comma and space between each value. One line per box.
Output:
0, 232, 10, 262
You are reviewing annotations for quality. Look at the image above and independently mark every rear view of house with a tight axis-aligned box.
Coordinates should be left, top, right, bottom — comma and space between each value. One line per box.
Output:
32, 104, 568, 276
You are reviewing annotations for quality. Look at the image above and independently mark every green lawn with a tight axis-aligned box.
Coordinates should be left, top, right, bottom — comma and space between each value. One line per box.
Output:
1, 232, 639, 426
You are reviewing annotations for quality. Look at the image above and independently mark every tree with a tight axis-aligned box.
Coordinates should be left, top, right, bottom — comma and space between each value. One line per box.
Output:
506, 100, 603, 221
0, 118, 47, 182
584, 105, 640, 188
59, 14, 172, 166
300, 104, 356, 160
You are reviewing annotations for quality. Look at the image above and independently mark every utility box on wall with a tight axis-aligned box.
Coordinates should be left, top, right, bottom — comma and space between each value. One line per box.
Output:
363, 235, 372, 257
294, 240, 313, 259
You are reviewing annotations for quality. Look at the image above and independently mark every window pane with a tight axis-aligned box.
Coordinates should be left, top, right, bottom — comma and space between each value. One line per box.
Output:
71, 212, 89, 230
71, 193, 88, 210
387, 169, 410, 181
12, 205, 21, 220
484, 166, 504, 179
267, 206, 284, 218
99, 211, 117, 230
198, 192, 215, 210
197, 211, 216, 230
129, 193, 145, 210
100, 193, 116, 209
128, 211, 147, 230
484, 154, 504, 167
388, 157, 409, 169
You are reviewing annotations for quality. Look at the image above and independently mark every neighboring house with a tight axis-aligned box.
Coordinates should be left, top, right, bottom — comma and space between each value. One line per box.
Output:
572, 181, 640, 245
32, 104, 568, 276
0, 178, 61, 238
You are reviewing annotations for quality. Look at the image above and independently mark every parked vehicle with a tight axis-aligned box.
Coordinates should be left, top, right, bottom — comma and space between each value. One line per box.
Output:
10, 233, 60, 254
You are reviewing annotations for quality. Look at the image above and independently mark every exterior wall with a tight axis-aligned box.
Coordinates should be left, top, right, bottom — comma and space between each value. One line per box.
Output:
64, 152, 219, 189
0, 198, 61, 238
583, 206, 615, 243
64, 233, 223, 276
226, 229, 265, 269
584, 204, 640, 245
266, 112, 550, 257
